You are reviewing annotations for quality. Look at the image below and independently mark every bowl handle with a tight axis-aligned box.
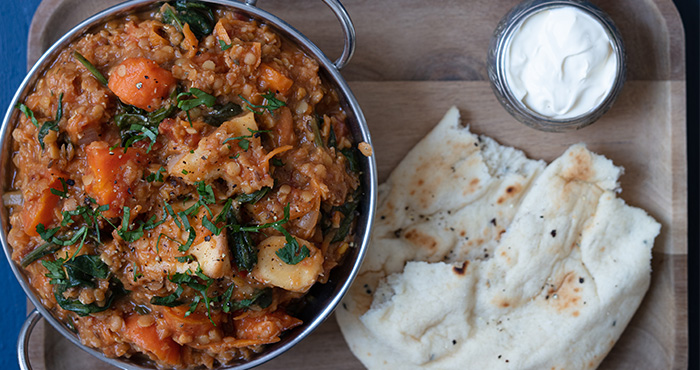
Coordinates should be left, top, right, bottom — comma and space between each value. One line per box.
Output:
17, 309, 42, 370
245, 0, 356, 70
321, 0, 356, 70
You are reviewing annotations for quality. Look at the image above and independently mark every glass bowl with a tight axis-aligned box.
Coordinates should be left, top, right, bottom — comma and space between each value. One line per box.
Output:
487, 0, 626, 132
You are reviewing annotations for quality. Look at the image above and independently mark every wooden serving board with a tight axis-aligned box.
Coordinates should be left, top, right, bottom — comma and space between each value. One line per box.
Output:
26, 0, 687, 369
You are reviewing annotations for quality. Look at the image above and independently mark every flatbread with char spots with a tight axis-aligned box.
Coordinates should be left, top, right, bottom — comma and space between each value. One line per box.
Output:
336, 107, 660, 370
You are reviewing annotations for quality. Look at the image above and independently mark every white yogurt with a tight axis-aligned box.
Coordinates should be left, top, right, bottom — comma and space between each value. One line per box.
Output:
504, 6, 618, 119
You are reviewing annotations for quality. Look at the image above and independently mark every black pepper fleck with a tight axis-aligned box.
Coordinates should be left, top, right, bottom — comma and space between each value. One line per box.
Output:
579, 277, 585, 283
551, 230, 557, 237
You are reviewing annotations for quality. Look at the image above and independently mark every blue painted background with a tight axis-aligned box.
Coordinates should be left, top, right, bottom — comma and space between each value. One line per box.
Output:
0, 2, 43, 369
0, 1, 696, 370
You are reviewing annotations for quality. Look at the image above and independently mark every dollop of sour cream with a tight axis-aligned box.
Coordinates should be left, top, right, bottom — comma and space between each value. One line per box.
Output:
504, 6, 618, 119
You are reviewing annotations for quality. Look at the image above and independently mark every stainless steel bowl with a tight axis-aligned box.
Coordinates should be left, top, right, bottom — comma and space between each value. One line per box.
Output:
1, 1, 377, 369
487, 0, 627, 132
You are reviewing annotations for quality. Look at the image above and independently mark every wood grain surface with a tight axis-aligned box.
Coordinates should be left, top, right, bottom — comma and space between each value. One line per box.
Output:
26, 0, 687, 369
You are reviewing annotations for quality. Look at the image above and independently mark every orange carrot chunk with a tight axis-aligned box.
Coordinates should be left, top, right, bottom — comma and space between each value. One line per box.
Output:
108, 57, 175, 112
235, 310, 302, 342
182, 23, 199, 58
22, 173, 65, 236
84, 141, 145, 217
258, 63, 293, 94
124, 314, 181, 366
162, 306, 220, 339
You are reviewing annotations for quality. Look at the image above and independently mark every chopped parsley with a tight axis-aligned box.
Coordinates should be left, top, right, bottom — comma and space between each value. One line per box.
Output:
238, 91, 286, 115
50, 177, 70, 198
73, 51, 108, 86
177, 87, 216, 126
275, 233, 309, 265
16, 103, 39, 129
24, 92, 64, 150
219, 40, 232, 51
221, 128, 270, 151
145, 167, 166, 182
150, 266, 217, 324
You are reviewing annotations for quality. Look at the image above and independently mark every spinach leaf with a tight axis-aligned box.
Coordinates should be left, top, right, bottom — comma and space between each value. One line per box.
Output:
327, 123, 337, 148
230, 227, 257, 271
177, 88, 216, 111
341, 147, 359, 173
42, 255, 127, 316
150, 284, 184, 307
202, 102, 242, 127
114, 102, 175, 152
236, 186, 270, 204
222, 287, 272, 313
162, 0, 215, 40
331, 187, 362, 243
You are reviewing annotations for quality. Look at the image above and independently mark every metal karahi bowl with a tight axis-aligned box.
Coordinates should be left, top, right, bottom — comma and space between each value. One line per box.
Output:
0, 0, 377, 369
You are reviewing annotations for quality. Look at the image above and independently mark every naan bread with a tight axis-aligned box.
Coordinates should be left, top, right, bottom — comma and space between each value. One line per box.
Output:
336, 107, 660, 370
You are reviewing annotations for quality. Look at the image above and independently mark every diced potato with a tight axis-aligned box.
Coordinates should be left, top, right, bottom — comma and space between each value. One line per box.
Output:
167, 112, 273, 195
251, 236, 323, 293
186, 232, 231, 279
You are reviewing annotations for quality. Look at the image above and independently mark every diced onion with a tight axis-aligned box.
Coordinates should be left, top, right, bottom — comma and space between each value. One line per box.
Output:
2, 191, 23, 207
